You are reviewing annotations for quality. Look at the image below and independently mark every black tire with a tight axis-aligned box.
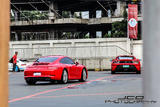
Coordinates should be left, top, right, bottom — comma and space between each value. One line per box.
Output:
26, 79, 36, 85
61, 69, 68, 84
79, 68, 87, 82
111, 70, 115, 74
136, 70, 141, 74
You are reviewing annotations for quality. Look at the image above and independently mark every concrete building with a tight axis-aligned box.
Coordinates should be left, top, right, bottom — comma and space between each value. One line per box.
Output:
10, 0, 143, 70
10, 0, 142, 41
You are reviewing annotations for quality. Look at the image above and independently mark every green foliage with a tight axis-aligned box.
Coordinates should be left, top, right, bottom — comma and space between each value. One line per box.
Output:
73, 12, 82, 18
111, 8, 127, 38
104, 33, 112, 38
19, 11, 48, 20
111, 20, 127, 37
84, 33, 89, 38
62, 11, 70, 18
123, 7, 127, 20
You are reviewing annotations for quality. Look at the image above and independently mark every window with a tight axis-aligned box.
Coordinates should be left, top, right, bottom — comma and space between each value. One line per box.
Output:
36, 57, 58, 63
60, 57, 74, 64
118, 57, 134, 60
96, 31, 102, 38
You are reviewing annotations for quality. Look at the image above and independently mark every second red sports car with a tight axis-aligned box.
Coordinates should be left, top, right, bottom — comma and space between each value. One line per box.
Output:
24, 56, 88, 85
111, 55, 141, 74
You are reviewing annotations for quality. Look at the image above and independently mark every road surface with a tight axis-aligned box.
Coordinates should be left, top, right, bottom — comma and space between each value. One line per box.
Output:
9, 71, 142, 107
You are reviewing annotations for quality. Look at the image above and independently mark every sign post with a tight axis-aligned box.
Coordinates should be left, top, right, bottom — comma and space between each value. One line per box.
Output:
0, 0, 10, 107
128, 4, 138, 55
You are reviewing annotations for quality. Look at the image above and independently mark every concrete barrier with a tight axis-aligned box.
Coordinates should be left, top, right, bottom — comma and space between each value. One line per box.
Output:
9, 38, 142, 70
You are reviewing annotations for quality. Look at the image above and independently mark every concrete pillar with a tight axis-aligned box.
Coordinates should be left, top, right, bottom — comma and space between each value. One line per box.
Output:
17, 32, 22, 41
59, 10, 62, 17
108, 10, 112, 18
71, 11, 74, 18
48, 1, 58, 20
89, 10, 92, 18
102, 30, 107, 38
143, 0, 160, 107
71, 42, 75, 47
13, 10, 18, 21
102, 10, 107, 17
12, 10, 21, 21
116, 1, 126, 17
29, 43, 32, 48
50, 42, 53, 47
89, 10, 96, 18
54, 30, 58, 39
90, 31, 96, 38
49, 30, 55, 40
14, 32, 18, 41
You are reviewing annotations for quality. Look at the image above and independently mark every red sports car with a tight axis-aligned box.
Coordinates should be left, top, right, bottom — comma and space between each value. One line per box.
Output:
24, 56, 88, 85
111, 55, 141, 74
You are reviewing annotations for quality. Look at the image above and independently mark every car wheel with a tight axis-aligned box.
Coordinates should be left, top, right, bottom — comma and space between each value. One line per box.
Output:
136, 70, 141, 74
26, 79, 36, 85
79, 68, 87, 82
111, 70, 115, 74
61, 69, 68, 84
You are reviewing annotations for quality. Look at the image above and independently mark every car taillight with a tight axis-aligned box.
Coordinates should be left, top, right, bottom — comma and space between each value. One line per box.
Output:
133, 61, 139, 64
48, 67, 58, 70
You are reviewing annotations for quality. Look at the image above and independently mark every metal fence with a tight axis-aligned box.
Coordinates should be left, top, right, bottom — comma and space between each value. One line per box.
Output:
9, 45, 130, 59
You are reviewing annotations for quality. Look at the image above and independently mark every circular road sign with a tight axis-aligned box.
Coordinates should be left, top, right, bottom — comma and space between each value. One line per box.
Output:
128, 18, 137, 27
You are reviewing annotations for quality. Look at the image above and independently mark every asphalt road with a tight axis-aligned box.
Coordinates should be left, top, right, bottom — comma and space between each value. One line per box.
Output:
9, 71, 143, 107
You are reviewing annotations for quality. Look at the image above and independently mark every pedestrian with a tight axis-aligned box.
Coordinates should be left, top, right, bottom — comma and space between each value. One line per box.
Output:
12, 51, 18, 72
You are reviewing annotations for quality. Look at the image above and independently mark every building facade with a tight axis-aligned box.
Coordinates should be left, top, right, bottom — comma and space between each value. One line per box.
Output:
10, 0, 142, 41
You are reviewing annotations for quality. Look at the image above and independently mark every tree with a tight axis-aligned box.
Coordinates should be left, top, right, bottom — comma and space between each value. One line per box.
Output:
111, 7, 127, 37
62, 11, 70, 18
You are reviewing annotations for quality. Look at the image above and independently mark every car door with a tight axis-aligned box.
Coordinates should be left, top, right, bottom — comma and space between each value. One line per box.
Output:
60, 57, 76, 79
65, 57, 78, 79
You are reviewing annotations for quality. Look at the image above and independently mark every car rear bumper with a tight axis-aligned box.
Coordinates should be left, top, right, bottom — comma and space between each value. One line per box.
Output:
112, 65, 140, 73
25, 76, 55, 81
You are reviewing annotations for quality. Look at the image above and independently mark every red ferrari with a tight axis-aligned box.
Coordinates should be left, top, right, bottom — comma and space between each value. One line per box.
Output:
111, 55, 141, 74
24, 56, 88, 85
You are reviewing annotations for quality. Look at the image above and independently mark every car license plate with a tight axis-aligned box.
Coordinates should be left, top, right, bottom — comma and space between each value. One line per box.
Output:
33, 73, 41, 76
123, 65, 129, 68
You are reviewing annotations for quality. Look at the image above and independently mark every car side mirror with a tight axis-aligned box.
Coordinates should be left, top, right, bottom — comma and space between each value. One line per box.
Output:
75, 62, 79, 66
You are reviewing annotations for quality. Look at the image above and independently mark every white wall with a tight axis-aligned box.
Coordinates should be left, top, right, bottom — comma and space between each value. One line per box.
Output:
133, 40, 143, 59
9, 38, 143, 70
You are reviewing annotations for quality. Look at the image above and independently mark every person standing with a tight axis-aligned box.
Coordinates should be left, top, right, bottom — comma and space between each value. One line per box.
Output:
12, 51, 18, 72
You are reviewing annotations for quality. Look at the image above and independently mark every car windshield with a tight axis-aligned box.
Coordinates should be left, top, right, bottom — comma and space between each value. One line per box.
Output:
36, 57, 58, 63
118, 57, 134, 60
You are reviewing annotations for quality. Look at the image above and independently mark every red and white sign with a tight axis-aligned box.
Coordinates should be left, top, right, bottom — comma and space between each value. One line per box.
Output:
128, 4, 138, 39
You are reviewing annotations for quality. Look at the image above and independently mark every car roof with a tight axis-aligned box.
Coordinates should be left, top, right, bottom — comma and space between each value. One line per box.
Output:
40, 55, 67, 58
